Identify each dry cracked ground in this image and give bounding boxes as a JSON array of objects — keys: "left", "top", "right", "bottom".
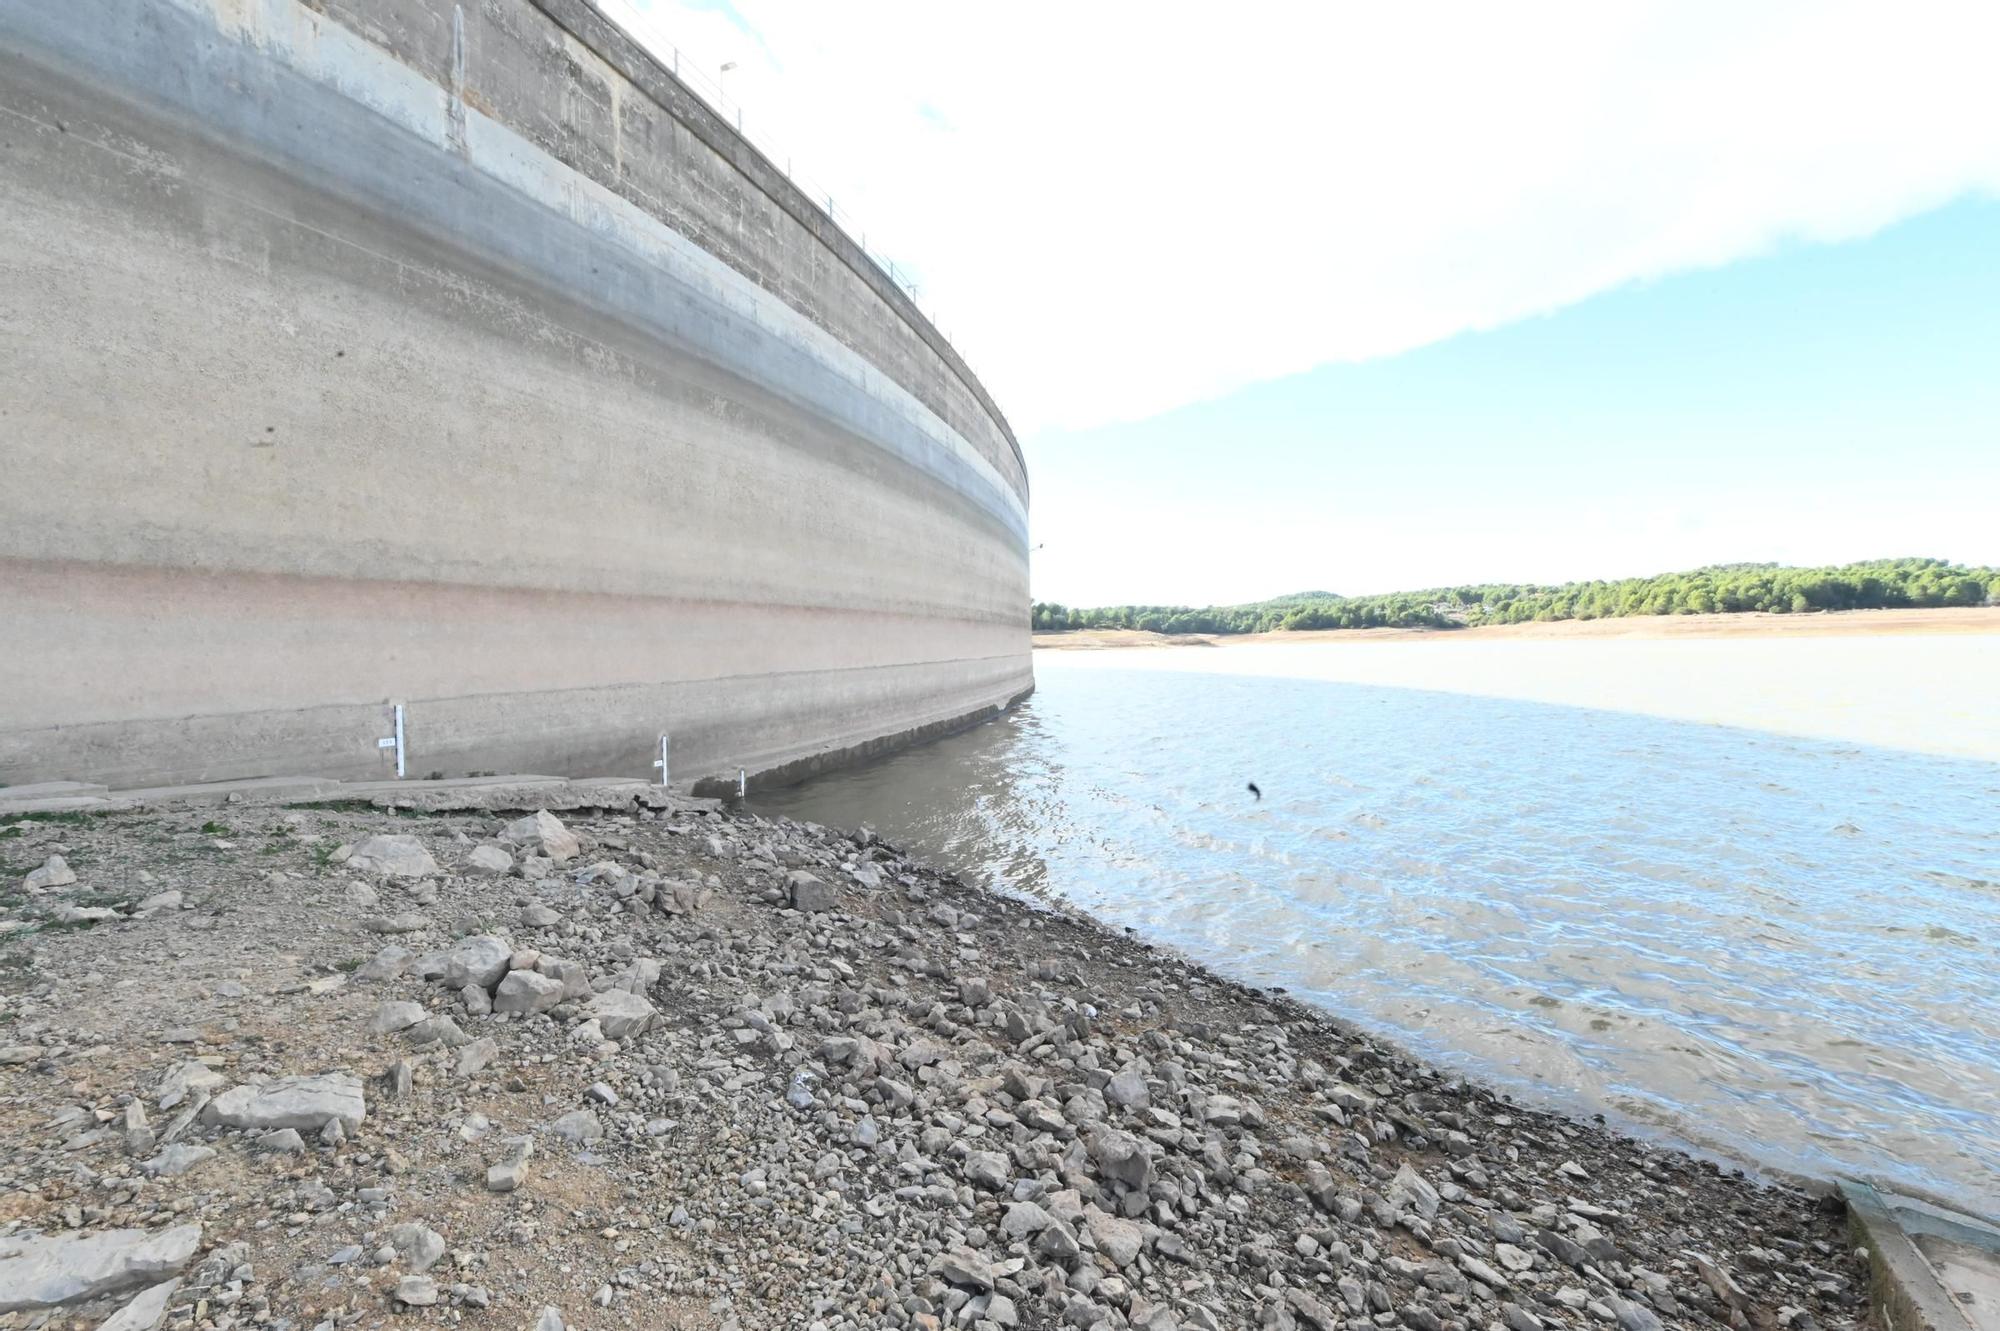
[{"left": 0, "top": 797, "right": 1875, "bottom": 1331}]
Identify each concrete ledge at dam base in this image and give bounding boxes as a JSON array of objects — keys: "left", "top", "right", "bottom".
[
  {"left": 1841, "top": 1181, "right": 2000, "bottom": 1331},
  {"left": 0, "top": 774, "right": 681, "bottom": 818},
  {"left": 0, "top": 684, "right": 1036, "bottom": 818}
]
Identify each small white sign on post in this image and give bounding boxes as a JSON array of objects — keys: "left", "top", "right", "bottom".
[{"left": 376, "top": 703, "right": 406, "bottom": 779}]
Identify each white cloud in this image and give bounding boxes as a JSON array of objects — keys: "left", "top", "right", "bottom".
[{"left": 616, "top": 0, "right": 2000, "bottom": 435}]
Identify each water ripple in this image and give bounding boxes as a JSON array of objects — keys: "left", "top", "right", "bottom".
[{"left": 754, "top": 657, "right": 2000, "bottom": 1213}]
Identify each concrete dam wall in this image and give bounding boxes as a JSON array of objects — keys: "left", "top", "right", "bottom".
[{"left": 0, "top": 0, "right": 1032, "bottom": 791}]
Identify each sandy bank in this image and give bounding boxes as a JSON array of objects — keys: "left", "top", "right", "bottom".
[
  {"left": 0, "top": 795, "right": 1870, "bottom": 1330},
  {"left": 1035, "top": 605, "right": 2000, "bottom": 650}
]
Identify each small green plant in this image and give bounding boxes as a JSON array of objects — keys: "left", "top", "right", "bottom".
[
  {"left": 200, "top": 820, "right": 231, "bottom": 836},
  {"left": 2, "top": 810, "right": 99, "bottom": 828},
  {"left": 309, "top": 843, "right": 339, "bottom": 869},
  {"left": 333, "top": 957, "right": 363, "bottom": 973}
]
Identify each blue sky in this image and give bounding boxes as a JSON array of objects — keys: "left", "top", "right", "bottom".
[
  {"left": 1027, "top": 198, "right": 2000, "bottom": 604},
  {"left": 616, "top": 0, "right": 2000, "bottom": 605}
]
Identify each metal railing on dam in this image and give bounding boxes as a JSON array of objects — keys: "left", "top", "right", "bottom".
[{"left": 0, "top": 0, "right": 1032, "bottom": 791}]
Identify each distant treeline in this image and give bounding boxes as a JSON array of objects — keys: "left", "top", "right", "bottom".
[{"left": 1031, "top": 558, "right": 2000, "bottom": 635}]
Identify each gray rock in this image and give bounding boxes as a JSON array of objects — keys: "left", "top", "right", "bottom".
[
  {"left": 1035, "top": 1219, "right": 1081, "bottom": 1262},
  {"left": 1537, "top": 1228, "right": 1590, "bottom": 1269},
  {"left": 535, "top": 955, "right": 593, "bottom": 999},
  {"left": 203, "top": 1072, "right": 365, "bottom": 1132},
  {"left": 498, "top": 811, "right": 579, "bottom": 862},
  {"left": 134, "top": 890, "right": 183, "bottom": 915},
  {"left": 583, "top": 990, "right": 656, "bottom": 1040},
  {"left": 787, "top": 870, "right": 835, "bottom": 913},
  {"left": 934, "top": 1247, "right": 996, "bottom": 1290},
  {"left": 256, "top": 1129, "right": 305, "bottom": 1154},
  {"left": 395, "top": 1275, "right": 439, "bottom": 1306},
  {"left": 575, "top": 860, "right": 627, "bottom": 887},
  {"left": 139, "top": 1144, "right": 213, "bottom": 1178},
  {"left": 466, "top": 845, "right": 513, "bottom": 875},
  {"left": 456, "top": 1037, "right": 499, "bottom": 1078},
  {"left": 98, "top": 1279, "right": 180, "bottom": 1331},
  {"left": 486, "top": 1138, "right": 533, "bottom": 1193},
  {"left": 121, "top": 1101, "right": 154, "bottom": 1157},
  {"left": 1087, "top": 1210, "right": 1145, "bottom": 1268},
  {"left": 486, "top": 1157, "right": 529, "bottom": 1192},
  {"left": 533, "top": 1307, "right": 565, "bottom": 1331},
  {"left": 493, "top": 970, "right": 564, "bottom": 1015},
  {"left": 549, "top": 1110, "right": 603, "bottom": 1145},
  {"left": 384, "top": 1223, "right": 445, "bottom": 1274},
  {"left": 1609, "top": 1299, "right": 1664, "bottom": 1331},
  {"left": 965, "top": 1150, "right": 1011, "bottom": 1190},
  {"left": 1287, "top": 1290, "right": 1341, "bottom": 1330},
  {"left": 357, "top": 945, "right": 412, "bottom": 982},
  {"left": 1693, "top": 1252, "right": 1751, "bottom": 1313},
  {"left": 1105, "top": 1068, "right": 1150, "bottom": 1110},
  {"left": 0, "top": 1224, "right": 201, "bottom": 1312},
  {"left": 518, "top": 903, "right": 560, "bottom": 927},
  {"left": 607, "top": 958, "right": 657, "bottom": 995},
  {"left": 346, "top": 835, "right": 438, "bottom": 879},
  {"left": 369, "top": 1000, "right": 427, "bottom": 1034},
  {"left": 1201, "top": 1092, "right": 1258, "bottom": 1127},
  {"left": 1001, "top": 1201, "right": 1052, "bottom": 1239},
  {"left": 23, "top": 855, "right": 76, "bottom": 891},
  {"left": 440, "top": 935, "right": 512, "bottom": 990},
  {"left": 405, "top": 1014, "right": 470, "bottom": 1048},
  {"left": 1088, "top": 1127, "right": 1153, "bottom": 1191},
  {"left": 1386, "top": 1161, "right": 1441, "bottom": 1219}
]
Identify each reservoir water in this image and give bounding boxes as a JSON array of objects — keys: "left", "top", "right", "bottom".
[{"left": 753, "top": 636, "right": 2000, "bottom": 1213}]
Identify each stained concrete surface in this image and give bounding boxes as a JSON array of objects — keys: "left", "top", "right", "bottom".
[
  {"left": 1845, "top": 1182, "right": 2000, "bottom": 1331},
  {"left": 0, "top": 0, "right": 1030, "bottom": 790}
]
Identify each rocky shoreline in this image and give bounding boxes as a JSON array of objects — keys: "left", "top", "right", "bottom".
[{"left": 0, "top": 796, "right": 1872, "bottom": 1331}]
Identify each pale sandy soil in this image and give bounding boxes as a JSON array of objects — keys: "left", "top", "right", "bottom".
[{"left": 1033, "top": 604, "right": 2000, "bottom": 650}]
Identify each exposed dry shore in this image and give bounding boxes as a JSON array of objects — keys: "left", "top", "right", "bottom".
[
  {"left": 0, "top": 798, "right": 1869, "bottom": 1331},
  {"left": 1034, "top": 605, "right": 2000, "bottom": 650}
]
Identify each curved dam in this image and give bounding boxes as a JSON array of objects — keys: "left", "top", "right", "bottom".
[{"left": 0, "top": 0, "right": 1031, "bottom": 791}]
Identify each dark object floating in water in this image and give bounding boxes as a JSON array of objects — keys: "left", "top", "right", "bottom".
[{"left": 1247, "top": 782, "right": 1262, "bottom": 800}]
